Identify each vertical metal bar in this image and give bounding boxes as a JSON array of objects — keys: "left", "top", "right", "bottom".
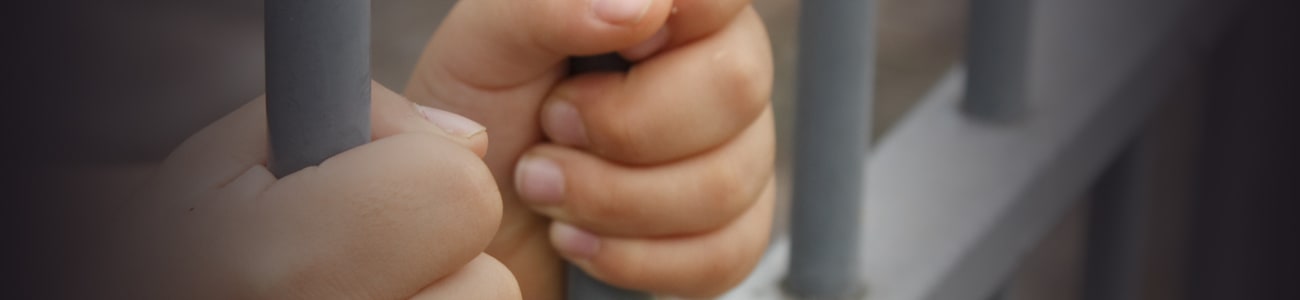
[
  {"left": 986, "top": 284, "right": 1009, "bottom": 300},
  {"left": 266, "top": 0, "right": 372, "bottom": 177},
  {"left": 564, "top": 54, "right": 650, "bottom": 300},
  {"left": 962, "top": 0, "right": 1032, "bottom": 121},
  {"left": 782, "top": 0, "right": 875, "bottom": 298},
  {"left": 1083, "top": 142, "right": 1145, "bottom": 300},
  {"left": 566, "top": 264, "right": 649, "bottom": 300}
]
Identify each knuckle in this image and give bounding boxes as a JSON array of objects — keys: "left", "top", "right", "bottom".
[
  {"left": 691, "top": 254, "right": 751, "bottom": 296},
  {"left": 683, "top": 235, "right": 768, "bottom": 297},
  {"left": 574, "top": 179, "right": 633, "bottom": 227},
  {"left": 592, "top": 111, "right": 652, "bottom": 161},
  {"left": 700, "top": 164, "right": 749, "bottom": 226},
  {"left": 715, "top": 47, "right": 772, "bottom": 122},
  {"left": 596, "top": 256, "right": 653, "bottom": 289}
]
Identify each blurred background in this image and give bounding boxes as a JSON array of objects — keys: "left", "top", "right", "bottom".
[{"left": 21, "top": 0, "right": 1298, "bottom": 299}]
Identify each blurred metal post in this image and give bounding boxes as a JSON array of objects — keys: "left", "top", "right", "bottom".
[
  {"left": 566, "top": 264, "right": 648, "bottom": 300},
  {"left": 986, "top": 285, "right": 1008, "bottom": 300},
  {"left": 962, "top": 0, "right": 1032, "bottom": 121},
  {"left": 782, "top": 0, "right": 875, "bottom": 298},
  {"left": 265, "top": 0, "right": 372, "bottom": 177},
  {"left": 1083, "top": 142, "right": 1145, "bottom": 300}
]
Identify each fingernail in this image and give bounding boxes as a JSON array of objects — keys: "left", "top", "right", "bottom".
[
  {"left": 416, "top": 104, "right": 486, "bottom": 138},
  {"left": 552, "top": 223, "right": 600, "bottom": 259},
  {"left": 622, "top": 26, "right": 670, "bottom": 61},
  {"left": 543, "top": 101, "right": 589, "bottom": 147},
  {"left": 593, "top": 0, "right": 652, "bottom": 26},
  {"left": 516, "top": 156, "right": 565, "bottom": 205}
]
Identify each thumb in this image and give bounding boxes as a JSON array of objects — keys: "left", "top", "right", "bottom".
[
  {"left": 405, "top": 0, "right": 673, "bottom": 189},
  {"left": 413, "top": 0, "right": 673, "bottom": 90}
]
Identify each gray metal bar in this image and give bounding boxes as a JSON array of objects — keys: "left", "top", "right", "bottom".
[
  {"left": 566, "top": 264, "right": 649, "bottom": 300},
  {"left": 985, "top": 284, "right": 1008, "bottom": 300},
  {"left": 782, "top": 0, "right": 875, "bottom": 298},
  {"left": 266, "top": 0, "right": 372, "bottom": 177},
  {"left": 962, "top": 0, "right": 1032, "bottom": 121},
  {"left": 724, "top": 0, "right": 1209, "bottom": 297},
  {"left": 1083, "top": 142, "right": 1145, "bottom": 300}
]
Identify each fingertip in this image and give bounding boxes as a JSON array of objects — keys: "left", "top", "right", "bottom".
[
  {"left": 555, "top": 0, "right": 674, "bottom": 55},
  {"left": 413, "top": 104, "right": 491, "bottom": 157},
  {"left": 370, "top": 80, "right": 490, "bottom": 157},
  {"left": 515, "top": 154, "right": 567, "bottom": 206},
  {"left": 415, "top": 104, "right": 487, "bottom": 139},
  {"left": 551, "top": 222, "right": 601, "bottom": 261},
  {"left": 596, "top": 0, "right": 673, "bottom": 33},
  {"left": 541, "top": 101, "right": 590, "bottom": 148},
  {"left": 592, "top": 0, "right": 654, "bottom": 26},
  {"left": 619, "top": 26, "right": 671, "bottom": 61},
  {"left": 467, "top": 131, "right": 490, "bottom": 158}
]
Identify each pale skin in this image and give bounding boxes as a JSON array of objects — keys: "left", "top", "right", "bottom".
[{"left": 117, "top": 0, "right": 774, "bottom": 298}]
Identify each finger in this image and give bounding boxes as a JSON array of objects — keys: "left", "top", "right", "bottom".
[
  {"left": 541, "top": 9, "right": 772, "bottom": 164},
  {"left": 519, "top": 108, "right": 774, "bottom": 236},
  {"left": 553, "top": 181, "right": 775, "bottom": 297},
  {"left": 227, "top": 133, "right": 502, "bottom": 299},
  {"left": 369, "top": 81, "right": 488, "bottom": 157},
  {"left": 408, "top": 254, "right": 522, "bottom": 300},
  {"left": 620, "top": 0, "right": 753, "bottom": 61},
  {"left": 410, "top": 0, "right": 675, "bottom": 92}
]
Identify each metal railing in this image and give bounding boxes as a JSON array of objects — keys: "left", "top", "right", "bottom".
[{"left": 746, "top": 0, "right": 1209, "bottom": 299}]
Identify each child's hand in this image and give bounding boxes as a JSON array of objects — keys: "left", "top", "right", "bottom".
[
  {"left": 112, "top": 83, "right": 519, "bottom": 299},
  {"left": 406, "top": 0, "right": 773, "bottom": 297}
]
